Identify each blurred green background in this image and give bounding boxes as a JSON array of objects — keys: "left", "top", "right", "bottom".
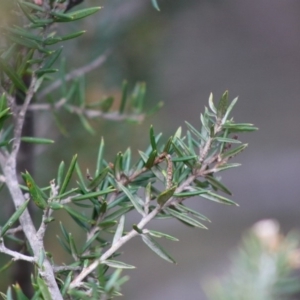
[{"left": 2, "top": 0, "right": 300, "bottom": 299}]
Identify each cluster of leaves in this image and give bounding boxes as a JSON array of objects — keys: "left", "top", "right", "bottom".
[
  {"left": 205, "top": 220, "right": 300, "bottom": 300},
  {"left": 0, "top": 1, "right": 258, "bottom": 299},
  {"left": 0, "top": 0, "right": 155, "bottom": 139},
  {"left": 1, "top": 90, "right": 257, "bottom": 298}
]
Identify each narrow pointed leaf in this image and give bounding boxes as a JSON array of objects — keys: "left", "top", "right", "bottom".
[
  {"left": 22, "top": 172, "right": 47, "bottom": 210},
  {"left": 63, "top": 205, "right": 94, "bottom": 224},
  {"left": 65, "top": 7, "right": 102, "bottom": 21},
  {"left": 117, "top": 182, "right": 144, "bottom": 215},
  {"left": 13, "top": 283, "right": 29, "bottom": 300},
  {"left": 214, "top": 163, "right": 241, "bottom": 172},
  {"left": 59, "top": 154, "right": 77, "bottom": 195},
  {"left": 36, "top": 277, "right": 52, "bottom": 300},
  {"left": 145, "top": 149, "right": 157, "bottom": 169},
  {"left": 1, "top": 199, "right": 30, "bottom": 237},
  {"left": 141, "top": 233, "right": 176, "bottom": 264},
  {"left": 0, "top": 58, "right": 27, "bottom": 92},
  {"left": 102, "top": 259, "right": 135, "bottom": 269},
  {"left": 217, "top": 90, "right": 228, "bottom": 119},
  {"left": 221, "top": 144, "right": 248, "bottom": 159},
  {"left": 163, "top": 136, "right": 173, "bottom": 153},
  {"left": 148, "top": 230, "right": 179, "bottom": 241},
  {"left": 19, "top": 1, "right": 46, "bottom": 12},
  {"left": 174, "top": 188, "right": 206, "bottom": 197},
  {"left": 205, "top": 175, "right": 232, "bottom": 195},
  {"left": 157, "top": 185, "right": 177, "bottom": 206},
  {"left": 208, "top": 93, "right": 217, "bottom": 113},
  {"left": 119, "top": 80, "right": 128, "bottom": 113},
  {"left": 214, "top": 137, "right": 241, "bottom": 144},
  {"left": 223, "top": 123, "right": 258, "bottom": 132},
  {"left": 149, "top": 125, "right": 157, "bottom": 151},
  {"left": 96, "top": 137, "right": 105, "bottom": 175},
  {"left": 151, "top": 0, "right": 160, "bottom": 11},
  {"left": 88, "top": 166, "right": 110, "bottom": 190},
  {"left": 20, "top": 137, "right": 54, "bottom": 144},
  {"left": 167, "top": 208, "right": 207, "bottom": 228},
  {"left": 176, "top": 204, "right": 210, "bottom": 222},
  {"left": 221, "top": 96, "right": 238, "bottom": 124},
  {"left": 42, "top": 48, "right": 62, "bottom": 70},
  {"left": 78, "top": 114, "right": 95, "bottom": 135},
  {"left": 112, "top": 215, "right": 125, "bottom": 245},
  {"left": 200, "top": 191, "right": 237, "bottom": 205}
]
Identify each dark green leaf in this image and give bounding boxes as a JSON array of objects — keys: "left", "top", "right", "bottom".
[
  {"left": 59, "top": 154, "right": 77, "bottom": 195},
  {"left": 19, "top": 1, "right": 46, "bottom": 12},
  {"left": 36, "top": 277, "right": 52, "bottom": 300},
  {"left": 81, "top": 232, "right": 100, "bottom": 253},
  {"left": 145, "top": 149, "right": 157, "bottom": 169},
  {"left": 13, "top": 283, "right": 29, "bottom": 300},
  {"left": 78, "top": 114, "right": 95, "bottom": 134},
  {"left": 99, "top": 97, "right": 113, "bottom": 112},
  {"left": 71, "top": 188, "right": 115, "bottom": 201},
  {"left": 114, "top": 152, "right": 123, "bottom": 180},
  {"left": 20, "top": 137, "right": 54, "bottom": 144},
  {"left": 185, "top": 121, "right": 206, "bottom": 142},
  {"left": 147, "top": 101, "right": 164, "bottom": 116},
  {"left": 200, "top": 191, "right": 237, "bottom": 205},
  {"left": 214, "top": 163, "right": 241, "bottom": 172},
  {"left": 163, "top": 136, "right": 173, "bottom": 153},
  {"left": 141, "top": 233, "right": 176, "bottom": 264},
  {"left": 0, "top": 58, "right": 27, "bottom": 92},
  {"left": 223, "top": 123, "right": 259, "bottom": 132},
  {"left": 61, "top": 271, "right": 72, "bottom": 297},
  {"left": 176, "top": 204, "right": 210, "bottom": 222},
  {"left": 148, "top": 230, "right": 179, "bottom": 241},
  {"left": 157, "top": 185, "right": 177, "bottom": 206},
  {"left": 174, "top": 188, "right": 206, "bottom": 197},
  {"left": 149, "top": 125, "right": 157, "bottom": 151},
  {"left": 22, "top": 172, "right": 47, "bottom": 210},
  {"left": 205, "top": 175, "right": 232, "bottom": 195},
  {"left": 172, "top": 155, "right": 197, "bottom": 162},
  {"left": 6, "top": 26, "right": 43, "bottom": 42},
  {"left": 214, "top": 137, "right": 241, "bottom": 144},
  {"left": 117, "top": 182, "right": 144, "bottom": 215},
  {"left": 221, "top": 144, "right": 248, "bottom": 159},
  {"left": 63, "top": 205, "right": 94, "bottom": 224},
  {"left": 167, "top": 208, "right": 207, "bottom": 228},
  {"left": 42, "top": 48, "right": 63, "bottom": 70},
  {"left": 112, "top": 215, "right": 125, "bottom": 245},
  {"left": 95, "top": 137, "right": 105, "bottom": 176},
  {"left": 105, "top": 206, "right": 133, "bottom": 221},
  {"left": 221, "top": 96, "right": 238, "bottom": 124},
  {"left": 102, "top": 259, "right": 135, "bottom": 269},
  {"left": 64, "top": 7, "right": 102, "bottom": 21},
  {"left": 119, "top": 80, "right": 128, "bottom": 114},
  {"left": 1, "top": 199, "right": 30, "bottom": 237},
  {"left": 217, "top": 90, "right": 228, "bottom": 119},
  {"left": 88, "top": 166, "right": 109, "bottom": 190}
]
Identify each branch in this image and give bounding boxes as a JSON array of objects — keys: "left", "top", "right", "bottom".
[
  {"left": 27, "top": 102, "right": 146, "bottom": 122},
  {"left": 6, "top": 225, "right": 23, "bottom": 235},
  {"left": 0, "top": 239, "right": 35, "bottom": 263},
  {"left": 11, "top": 76, "right": 37, "bottom": 158},
  {"left": 69, "top": 128, "right": 228, "bottom": 288},
  {"left": 38, "top": 50, "right": 111, "bottom": 98}
]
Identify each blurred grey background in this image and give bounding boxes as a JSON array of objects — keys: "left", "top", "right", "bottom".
[{"left": 3, "top": 0, "right": 300, "bottom": 299}]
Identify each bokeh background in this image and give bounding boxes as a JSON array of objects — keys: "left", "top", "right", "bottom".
[{"left": 2, "top": 0, "right": 300, "bottom": 299}]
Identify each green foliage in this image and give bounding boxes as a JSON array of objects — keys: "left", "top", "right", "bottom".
[{"left": 0, "top": 1, "right": 258, "bottom": 299}]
